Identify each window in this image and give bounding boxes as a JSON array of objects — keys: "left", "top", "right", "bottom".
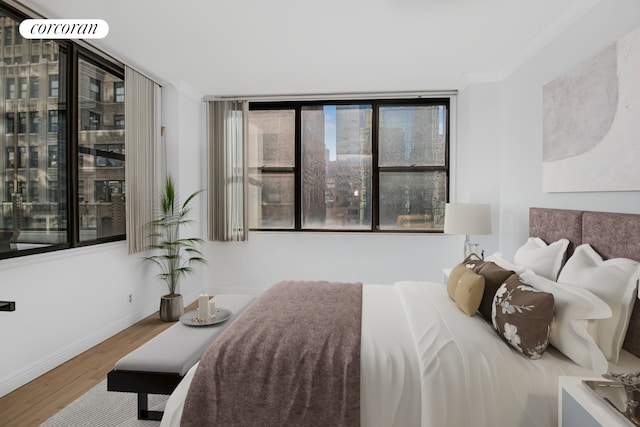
[
  {"left": 29, "top": 111, "right": 38, "bottom": 133},
  {"left": 5, "top": 77, "right": 14, "bottom": 99},
  {"left": 248, "top": 109, "right": 295, "bottom": 229},
  {"left": 28, "top": 182, "right": 38, "bottom": 202},
  {"left": 30, "top": 77, "right": 38, "bottom": 98},
  {"left": 18, "top": 77, "right": 26, "bottom": 98},
  {"left": 16, "top": 146, "right": 26, "bottom": 168},
  {"left": 78, "top": 59, "right": 124, "bottom": 241},
  {"left": 29, "top": 145, "right": 38, "bottom": 168},
  {"left": 0, "top": 4, "right": 125, "bottom": 259},
  {"left": 6, "top": 147, "right": 27, "bottom": 169},
  {"left": 6, "top": 147, "right": 14, "bottom": 168},
  {"left": 46, "top": 179, "right": 57, "bottom": 202},
  {"left": 248, "top": 98, "right": 450, "bottom": 232},
  {"left": 114, "top": 81, "right": 124, "bottom": 102},
  {"left": 5, "top": 112, "right": 14, "bottom": 133},
  {"left": 47, "top": 110, "right": 58, "bottom": 132},
  {"left": 3, "top": 25, "right": 11, "bottom": 45},
  {"left": 80, "top": 110, "right": 102, "bottom": 130},
  {"left": 17, "top": 111, "right": 26, "bottom": 133},
  {"left": 93, "top": 180, "right": 124, "bottom": 202},
  {"left": 114, "top": 114, "right": 124, "bottom": 129},
  {"left": 29, "top": 76, "right": 40, "bottom": 98},
  {"left": 47, "top": 145, "right": 58, "bottom": 167},
  {"left": 49, "top": 75, "right": 58, "bottom": 97},
  {"left": 89, "top": 77, "right": 101, "bottom": 101},
  {"left": 93, "top": 144, "right": 124, "bottom": 167}
]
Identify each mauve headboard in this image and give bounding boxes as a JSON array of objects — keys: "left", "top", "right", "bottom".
[{"left": 529, "top": 207, "right": 640, "bottom": 358}]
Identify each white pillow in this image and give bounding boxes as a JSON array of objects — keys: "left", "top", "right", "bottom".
[
  {"left": 484, "top": 252, "right": 527, "bottom": 275},
  {"left": 557, "top": 244, "right": 640, "bottom": 363},
  {"left": 520, "top": 269, "right": 611, "bottom": 373},
  {"left": 514, "top": 238, "right": 569, "bottom": 280}
]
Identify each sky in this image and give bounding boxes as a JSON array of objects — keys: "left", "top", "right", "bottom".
[
  {"left": 322, "top": 104, "right": 445, "bottom": 162},
  {"left": 324, "top": 105, "right": 337, "bottom": 161}
]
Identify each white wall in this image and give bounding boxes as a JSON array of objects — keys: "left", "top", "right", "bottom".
[
  {"left": 205, "top": 232, "right": 460, "bottom": 294},
  {"left": 455, "top": 83, "right": 503, "bottom": 255},
  {"left": 493, "top": 0, "right": 640, "bottom": 258},
  {"left": 161, "top": 81, "right": 207, "bottom": 297},
  {"left": 0, "top": 243, "right": 157, "bottom": 397},
  {"left": 0, "top": 82, "right": 205, "bottom": 398}
]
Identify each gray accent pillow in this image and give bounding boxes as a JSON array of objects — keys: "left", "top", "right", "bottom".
[{"left": 476, "top": 261, "right": 515, "bottom": 319}]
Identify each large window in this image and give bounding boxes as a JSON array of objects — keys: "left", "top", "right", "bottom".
[
  {"left": 0, "top": 5, "right": 125, "bottom": 259},
  {"left": 77, "top": 59, "right": 125, "bottom": 242},
  {"left": 248, "top": 98, "right": 449, "bottom": 232}
]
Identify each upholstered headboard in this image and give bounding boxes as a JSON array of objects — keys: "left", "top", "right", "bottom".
[{"left": 529, "top": 207, "right": 640, "bottom": 357}]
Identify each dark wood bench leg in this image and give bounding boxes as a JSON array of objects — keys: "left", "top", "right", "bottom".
[{"left": 137, "top": 393, "right": 164, "bottom": 421}]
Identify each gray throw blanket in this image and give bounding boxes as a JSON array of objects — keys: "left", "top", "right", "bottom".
[{"left": 180, "top": 280, "right": 362, "bottom": 427}]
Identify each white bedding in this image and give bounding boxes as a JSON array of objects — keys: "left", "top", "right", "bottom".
[{"left": 160, "top": 281, "right": 640, "bottom": 427}]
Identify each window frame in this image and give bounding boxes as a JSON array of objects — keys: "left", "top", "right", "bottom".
[
  {"left": 0, "top": 2, "right": 126, "bottom": 260},
  {"left": 248, "top": 97, "right": 451, "bottom": 233}
]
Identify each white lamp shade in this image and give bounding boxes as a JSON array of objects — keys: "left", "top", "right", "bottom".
[{"left": 444, "top": 203, "right": 492, "bottom": 235}]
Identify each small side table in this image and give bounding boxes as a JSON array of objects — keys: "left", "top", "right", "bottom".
[{"left": 559, "top": 376, "right": 632, "bottom": 427}]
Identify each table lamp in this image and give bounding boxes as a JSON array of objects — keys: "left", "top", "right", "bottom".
[{"left": 444, "top": 203, "right": 492, "bottom": 258}]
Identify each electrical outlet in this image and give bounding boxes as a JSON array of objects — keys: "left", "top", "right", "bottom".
[
  {"left": 128, "top": 294, "right": 132, "bottom": 303},
  {"left": 0, "top": 301, "right": 15, "bottom": 311}
]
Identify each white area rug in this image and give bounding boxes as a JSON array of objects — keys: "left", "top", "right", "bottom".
[{"left": 40, "top": 379, "right": 168, "bottom": 427}]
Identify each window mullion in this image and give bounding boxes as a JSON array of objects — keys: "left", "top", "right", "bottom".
[
  {"left": 294, "top": 105, "right": 302, "bottom": 230},
  {"left": 68, "top": 44, "right": 80, "bottom": 246},
  {"left": 372, "top": 103, "right": 380, "bottom": 231}
]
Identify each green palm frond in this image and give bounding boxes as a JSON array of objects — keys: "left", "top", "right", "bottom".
[{"left": 143, "top": 175, "right": 207, "bottom": 295}]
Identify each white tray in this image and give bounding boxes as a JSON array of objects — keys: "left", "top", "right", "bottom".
[{"left": 179, "top": 308, "right": 232, "bottom": 326}]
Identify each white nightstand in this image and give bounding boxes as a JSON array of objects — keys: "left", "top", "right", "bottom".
[{"left": 559, "top": 376, "right": 633, "bottom": 427}]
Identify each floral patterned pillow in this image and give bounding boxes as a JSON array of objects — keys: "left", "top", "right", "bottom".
[{"left": 491, "top": 274, "right": 555, "bottom": 359}]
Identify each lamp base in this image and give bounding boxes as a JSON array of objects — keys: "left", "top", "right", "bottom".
[{"left": 463, "top": 235, "right": 479, "bottom": 258}]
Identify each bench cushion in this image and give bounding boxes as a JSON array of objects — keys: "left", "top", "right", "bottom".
[{"left": 114, "top": 294, "right": 255, "bottom": 376}]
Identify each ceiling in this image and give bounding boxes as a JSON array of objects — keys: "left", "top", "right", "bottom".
[{"left": 19, "top": 0, "right": 599, "bottom": 98}]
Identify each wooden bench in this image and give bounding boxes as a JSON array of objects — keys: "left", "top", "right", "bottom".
[{"left": 107, "top": 294, "right": 255, "bottom": 420}]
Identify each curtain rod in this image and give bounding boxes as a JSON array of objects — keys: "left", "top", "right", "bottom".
[{"left": 203, "top": 90, "right": 457, "bottom": 103}]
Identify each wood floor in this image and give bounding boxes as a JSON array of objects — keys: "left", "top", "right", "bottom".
[{"left": 0, "top": 300, "right": 196, "bottom": 427}]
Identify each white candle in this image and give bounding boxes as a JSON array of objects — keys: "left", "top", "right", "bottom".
[
  {"left": 208, "top": 296, "right": 216, "bottom": 319},
  {"left": 198, "top": 294, "right": 209, "bottom": 320}
]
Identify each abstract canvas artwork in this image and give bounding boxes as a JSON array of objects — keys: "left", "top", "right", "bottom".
[{"left": 542, "top": 26, "right": 640, "bottom": 192}]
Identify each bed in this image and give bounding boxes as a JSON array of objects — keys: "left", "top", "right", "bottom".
[{"left": 160, "top": 207, "right": 640, "bottom": 427}]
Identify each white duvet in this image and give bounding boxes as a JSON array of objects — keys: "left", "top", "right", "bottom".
[{"left": 161, "top": 281, "right": 638, "bottom": 427}]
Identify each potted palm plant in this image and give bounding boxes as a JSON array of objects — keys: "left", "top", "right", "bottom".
[{"left": 145, "top": 175, "right": 206, "bottom": 321}]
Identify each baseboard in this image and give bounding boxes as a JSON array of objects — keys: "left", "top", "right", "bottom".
[{"left": 0, "top": 300, "right": 159, "bottom": 398}]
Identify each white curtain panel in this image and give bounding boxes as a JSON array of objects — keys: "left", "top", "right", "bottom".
[
  {"left": 207, "top": 100, "right": 249, "bottom": 242},
  {"left": 124, "top": 66, "right": 164, "bottom": 254}
]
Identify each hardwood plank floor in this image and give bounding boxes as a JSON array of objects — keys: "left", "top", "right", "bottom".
[{"left": 0, "top": 300, "right": 196, "bottom": 427}]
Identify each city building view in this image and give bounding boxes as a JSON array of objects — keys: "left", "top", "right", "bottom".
[
  {"left": 248, "top": 102, "right": 447, "bottom": 231},
  {"left": 0, "top": 13, "right": 124, "bottom": 253}
]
